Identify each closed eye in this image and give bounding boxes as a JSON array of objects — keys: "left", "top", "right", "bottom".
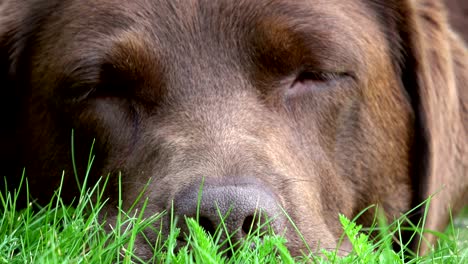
[
  {"left": 295, "top": 71, "right": 342, "bottom": 84},
  {"left": 287, "top": 71, "right": 352, "bottom": 97}
]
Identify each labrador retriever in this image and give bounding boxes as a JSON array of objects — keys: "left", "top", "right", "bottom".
[{"left": 0, "top": 0, "right": 466, "bottom": 258}]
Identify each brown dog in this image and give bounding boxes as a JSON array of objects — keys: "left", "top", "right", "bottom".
[{"left": 0, "top": 0, "right": 466, "bottom": 258}]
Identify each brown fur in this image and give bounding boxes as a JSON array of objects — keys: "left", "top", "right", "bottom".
[
  {"left": 445, "top": 0, "right": 468, "bottom": 42},
  {"left": 0, "top": 0, "right": 466, "bottom": 257}
]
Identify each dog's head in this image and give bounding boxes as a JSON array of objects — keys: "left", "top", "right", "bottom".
[{"left": 1, "top": 0, "right": 466, "bottom": 257}]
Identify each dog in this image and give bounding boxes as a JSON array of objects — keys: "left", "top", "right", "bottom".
[{"left": 1, "top": 0, "right": 466, "bottom": 258}]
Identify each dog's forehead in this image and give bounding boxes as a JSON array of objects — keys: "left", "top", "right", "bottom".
[
  {"left": 41, "top": 0, "right": 390, "bottom": 98},
  {"left": 57, "top": 0, "right": 380, "bottom": 58}
]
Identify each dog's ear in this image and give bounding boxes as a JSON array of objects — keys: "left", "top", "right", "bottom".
[{"left": 399, "top": 0, "right": 467, "bottom": 253}]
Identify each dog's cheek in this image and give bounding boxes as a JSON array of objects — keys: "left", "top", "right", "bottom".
[
  {"left": 72, "top": 99, "right": 141, "bottom": 169},
  {"left": 279, "top": 83, "right": 365, "bottom": 227}
]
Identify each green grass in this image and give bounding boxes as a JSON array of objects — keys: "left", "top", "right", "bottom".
[
  {"left": 1, "top": 173, "right": 466, "bottom": 264},
  {"left": 1, "top": 137, "right": 466, "bottom": 263}
]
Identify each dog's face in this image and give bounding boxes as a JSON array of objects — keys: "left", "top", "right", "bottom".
[{"left": 1, "top": 0, "right": 466, "bottom": 258}]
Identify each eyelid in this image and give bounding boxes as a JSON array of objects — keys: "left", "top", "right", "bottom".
[
  {"left": 291, "top": 70, "right": 353, "bottom": 86},
  {"left": 58, "top": 80, "right": 97, "bottom": 104},
  {"left": 285, "top": 70, "right": 354, "bottom": 98},
  {"left": 295, "top": 71, "right": 343, "bottom": 83}
]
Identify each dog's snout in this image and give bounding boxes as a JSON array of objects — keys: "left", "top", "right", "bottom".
[{"left": 173, "top": 182, "right": 285, "bottom": 243}]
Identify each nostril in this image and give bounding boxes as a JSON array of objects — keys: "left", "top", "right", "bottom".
[
  {"left": 242, "top": 214, "right": 256, "bottom": 235},
  {"left": 173, "top": 182, "right": 285, "bottom": 248},
  {"left": 198, "top": 216, "right": 216, "bottom": 235}
]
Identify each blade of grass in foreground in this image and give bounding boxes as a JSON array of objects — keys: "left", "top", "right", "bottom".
[{"left": 1, "top": 156, "right": 466, "bottom": 264}]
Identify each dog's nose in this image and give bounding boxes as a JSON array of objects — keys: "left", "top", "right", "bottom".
[{"left": 173, "top": 182, "right": 285, "bottom": 244}]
